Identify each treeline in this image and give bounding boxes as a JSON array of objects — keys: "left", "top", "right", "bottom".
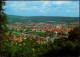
[{"left": 7, "top": 15, "right": 79, "bottom": 24}]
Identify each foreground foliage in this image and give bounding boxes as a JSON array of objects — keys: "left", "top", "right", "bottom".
[{"left": 0, "top": 27, "right": 80, "bottom": 57}]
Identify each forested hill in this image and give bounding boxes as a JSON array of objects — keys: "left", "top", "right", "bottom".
[{"left": 7, "top": 15, "right": 79, "bottom": 24}]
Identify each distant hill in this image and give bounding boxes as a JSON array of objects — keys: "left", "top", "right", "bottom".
[{"left": 7, "top": 15, "right": 79, "bottom": 24}]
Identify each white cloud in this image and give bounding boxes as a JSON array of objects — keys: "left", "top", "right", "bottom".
[
  {"left": 52, "top": 1, "right": 72, "bottom": 5},
  {"left": 42, "top": 1, "right": 49, "bottom": 7},
  {"left": 20, "top": 8, "right": 30, "bottom": 10},
  {"left": 52, "top": 1, "right": 62, "bottom": 5},
  {"left": 42, "top": 1, "right": 51, "bottom": 9},
  {"left": 66, "top": 10, "right": 71, "bottom": 12},
  {"left": 32, "top": 6, "right": 39, "bottom": 9},
  {"left": 39, "top": 8, "right": 50, "bottom": 14},
  {"left": 5, "top": 1, "right": 79, "bottom": 17},
  {"left": 66, "top": 9, "right": 79, "bottom": 12},
  {"left": 9, "top": 2, "right": 27, "bottom": 8}
]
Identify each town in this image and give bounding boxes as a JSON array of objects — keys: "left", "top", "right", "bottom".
[
  {"left": 0, "top": 1, "right": 79, "bottom": 57},
  {"left": 6, "top": 22, "right": 78, "bottom": 46}
]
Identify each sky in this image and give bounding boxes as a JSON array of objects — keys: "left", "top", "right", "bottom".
[{"left": 4, "top": 1, "right": 79, "bottom": 17}]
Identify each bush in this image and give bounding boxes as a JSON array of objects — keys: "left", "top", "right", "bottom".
[{"left": 68, "top": 26, "right": 80, "bottom": 42}]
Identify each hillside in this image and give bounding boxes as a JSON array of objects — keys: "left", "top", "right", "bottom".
[{"left": 7, "top": 15, "right": 79, "bottom": 24}]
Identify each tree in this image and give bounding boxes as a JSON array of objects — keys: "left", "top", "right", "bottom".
[
  {"left": 19, "top": 30, "right": 23, "bottom": 33},
  {"left": 0, "top": 2, "right": 9, "bottom": 56},
  {"left": 0, "top": 1, "right": 8, "bottom": 41},
  {"left": 68, "top": 26, "right": 80, "bottom": 42}
]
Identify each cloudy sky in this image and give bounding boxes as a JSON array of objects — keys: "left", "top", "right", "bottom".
[{"left": 4, "top": 1, "right": 79, "bottom": 17}]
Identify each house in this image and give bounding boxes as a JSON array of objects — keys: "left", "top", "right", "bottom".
[
  {"left": 43, "top": 38, "right": 48, "bottom": 42},
  {"left": 32, "top": 48, "right": 35, "bottom": 51},
  {"left": 18, "top": 40, "right": 22, "bottom": 42},
  {"left": 48, "top": 38, "right": 54, "bottom": 42},
  {"left": 23, "top": 43, "right": 26, "bottom": 45}
]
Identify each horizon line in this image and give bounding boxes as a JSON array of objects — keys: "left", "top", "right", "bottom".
[{"left": 7, "top": 14, "right": 79, "bottom": 17}]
